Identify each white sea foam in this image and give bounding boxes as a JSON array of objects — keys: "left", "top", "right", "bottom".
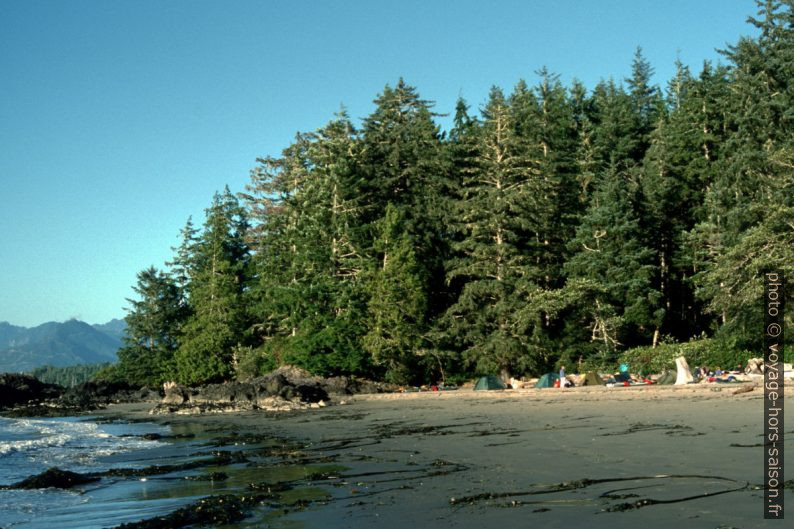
[
  {"left": 0, "top": 417, "right": 166, "bottom": 481},
  {"left": 0, "top": 433, "right": 74, "bottom": 456}
]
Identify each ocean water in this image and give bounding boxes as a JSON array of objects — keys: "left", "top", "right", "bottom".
[
  {"left": 0, "top": 416, "right": 174, "bottom": 528},
  {"left": 0, "top": 415, "right": 327, "bottom": 528},
  {"left": 0, "top": 417, "right": 169, "bottom": 482}
]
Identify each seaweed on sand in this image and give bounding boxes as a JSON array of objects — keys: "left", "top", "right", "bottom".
[{"left": 113, "top": 494, "right": 263, "bottom": 529}]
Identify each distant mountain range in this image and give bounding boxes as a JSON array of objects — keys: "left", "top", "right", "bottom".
[{"left": 0, "top": 319, "right": 126, "bottom": 373}]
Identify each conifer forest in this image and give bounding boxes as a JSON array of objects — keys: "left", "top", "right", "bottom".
[{"left": 111, "top": 2, "right": 794, "bottom": 387}]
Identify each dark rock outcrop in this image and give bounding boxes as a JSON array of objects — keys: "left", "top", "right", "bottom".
[
  {"left": 151, "top": 365, "right": 400, "bottom": 415},
  {"left": 1, "top": 364, "right": 396, "bottom": 417},
  {"left": 0, "top": 373, "right": 63, "bottom": 409},
  {"left": 3, "top": 467, "right": 100, "bottom": 490},
  {"left": 151, "top": 366, "right": 336, "bottom": 414},
  {"left": 61, "top": 380, "right": 160, "bottom": 407},
  {"left": 259, "top": 366, "right": 396, "bottom": 396},
  {"left": 0, "top": 372, "right": 159, "bottom": 417}
]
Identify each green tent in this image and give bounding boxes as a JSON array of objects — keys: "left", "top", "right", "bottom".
[
  {"left": 534, "top": 373, "right": 560, "bottom": 388},
  {"left": 581, "top": 371, "right": 605, "bottom": 386},
  {"left": 656, "top": 370, "right": 676, "bottom": 385},
  {"left": 474, "top": 375, "right": 506, "bottom": 391}
]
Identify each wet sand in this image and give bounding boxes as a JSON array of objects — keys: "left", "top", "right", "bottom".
[{"left": 103, "top": 383, "right": 792, "bottom": 529}]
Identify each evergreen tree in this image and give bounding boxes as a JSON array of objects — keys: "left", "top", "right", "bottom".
[
  {"left": 442, "top": 87, "right": 542, "bottom": 377},
  {"left": 242, "top": 115, "right": 371, "bottom": 376},
  {"left": 116, "top": 266, "right": 187, "bottom": 387},
  {"left": 363, "top": 204, "right": 429, "bottom": 383},
  {"left": 167, "top": 217, "right": 199, "bottom": 298},
  {"left": 642, "top": 61, "right": 730, "bottom": 342},
  {"left": 242, "top": 138, "right": 309, "bottom": 354},
  {"left": 691, "top": 0, "right": 794, "bottom": 347},
  {"left": 626, "top": 47, "right": 663, "bottom": 158},
  {"left": 359, "top": 80, "right": 449, "bottom": 374},
  {"left": 283, "top": 115, "right": 370, "bottom": 375},
  {"left": 589, "top": 79, "right": 641, "bottom": 171},
  {"left": 446, "top": 97, "right": 481, "bottom": 213},
  {"left": 570, "top": 79, "right": 599, "bottom": 205},
  {"left": 175, "top": 188, "right": 251, "bottom": 384},
  {"left": 564, "top": 168, "right": 662, "bottom": 353},
  {"left": 359, "top": 79, "right": 448, "bottom": 299},
  {"left": 511, "top": 70, "right": 581, "bottom": 290}
]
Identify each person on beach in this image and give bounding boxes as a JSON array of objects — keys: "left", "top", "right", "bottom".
[{"left": 559, "top": 365, "right": 566, "bottom": 389}]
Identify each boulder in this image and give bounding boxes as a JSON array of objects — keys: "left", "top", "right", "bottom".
[
  {"left": 291, "top": 384, "right": 327, "bottom": 403},
  {"left": 162, "top": 382, "right": 189, "bottom": 405},
  {"left": 322, "top": 376, "right": 356, "bottom": 395},
  {"left": 59, "top": 380, "right": 148, "bottom": 407},
  {"left": 5, "top": 467, "right": 99, "bottom": 490},
  {"left": 269, "top": 365, "right": 316, "bottom": 384},
  {"left": 255, "top": 374, "right": 291, "bottom": 397},
  {"left": 189, "top": 382, "right": 255, "bottom": 405},
  {"left": 746, "top": 357, "right": 764, "bottom": 374}
]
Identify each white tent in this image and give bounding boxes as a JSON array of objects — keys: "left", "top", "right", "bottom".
[{"left": 675, "top": 356, "right": 694, "bottom": 385}]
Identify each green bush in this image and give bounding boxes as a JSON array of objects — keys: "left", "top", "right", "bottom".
[
  {"left": 233, "top": 343, "right": 278, "bottom": 380},
  {"left": 92, "top": 363, "right": 121, "bottom": 383},
  {"left": 618, "top": 336, "right": 756, "bottom": 375},
  {"left": 618, "top": 342, "right": 681, "bottom": 376},
  {"left": 575, "top": 354, "right": 615, "bottom": 374},
  {"left": 683, "top": 337, "right": 754, "bottom": 371}
]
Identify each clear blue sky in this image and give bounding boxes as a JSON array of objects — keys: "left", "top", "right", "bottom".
[{"left": 0, "top": 0, "right": 759, "bottom": 327}]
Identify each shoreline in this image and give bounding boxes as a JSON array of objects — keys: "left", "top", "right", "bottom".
[{"left": 90, "top": 380, "right": 791, "bottom": 528}]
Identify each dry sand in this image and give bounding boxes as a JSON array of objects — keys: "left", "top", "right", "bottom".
[{"left": 106, "top": 382, "right": 791, "bottom": 529}]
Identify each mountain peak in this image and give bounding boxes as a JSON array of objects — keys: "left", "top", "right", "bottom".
[{"left": 0, "top": 319, "right": 124, "bottom": 373}]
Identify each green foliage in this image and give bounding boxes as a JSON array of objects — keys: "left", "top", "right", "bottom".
[
  {"left": 231, "top": 345, "right": 273, "bottom": 380},
  {"left": 119, "top": 3, "right": 794, "bottom": 384},
  {"left": 241, "top": 113, "right": 371, "bottom": 377},
  {"left": 174, "top": 188, "right": 251, "bottom": 385},
  {"left": 441, "top": 86, "right": 545, "bottom": 377},
  {"left": 689, "top": 1, "right": 794, "bottom": 350},
  {"left": 30, "top": 363, "right": 111, "bottom": 388},
  {"left": 700, "top": 205, "right": 794, "bottom": 350},
  {"left": 565, "top": 168, "right": 662, "bottom": 350},
  {"left": 619, "top": 337, "right": 758, "bottom": 376},
  {"left": 115, "top": 266, "right": 187, "bottom": 387},
  {"left": 363, "top": 204, "right": 429, "bottom": 384},
  {"left": 619, "top": 339, "right": 695, "bottom": 376}
]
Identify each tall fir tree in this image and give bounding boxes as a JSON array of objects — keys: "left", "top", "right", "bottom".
[
  {"left": 691, "top": 0, "right": 794, "bottom": 347},
  {"left": 174, "top": 188, "right": 251, "bottom": 384},
  {"left": 363, "top": 204, "right": 429, "bottom": 383},
  {"left": 511, "top": 70, "right": 581, "bottom": 290},
  {"left": 641, "top": 61, "right": 730, "bottom": 342},
  {"left": 441, "top": 87, "right": 544, "bottom": 377},
  {"left": 564, "top": 167, "right": 662, "bottom": 353},
  {"left": 242, "top": 137, "right": 309, "bottom": 353},
  {"left": 242, "top": 115, "right": 371, "bottom": 376},
  {"left": 626, "top": 47, "right": 663, "bottom": 160},
  {"left": 116, "top": 266, "right": 187, "bottom": 387},
  {"left": 359, "top": 80, "right": 448, "bottom": 373}
]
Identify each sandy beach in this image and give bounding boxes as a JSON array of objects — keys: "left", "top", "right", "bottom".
[{"left": 92, "top": 382, "right": 791, "bottom": 529}]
